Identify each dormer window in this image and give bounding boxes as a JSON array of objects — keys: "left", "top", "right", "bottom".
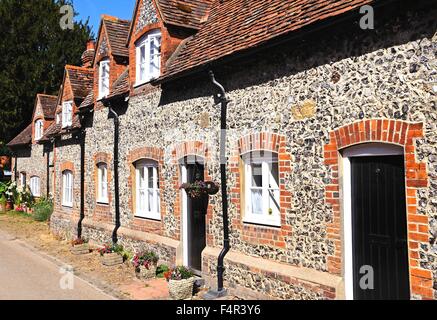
[
  {"left": 136, "top": 30, "right": 161, "bottom": 85},
  {"left": 99, "top": 59, "right": 110, "bottom": 99},
  {"left": 62, "top": 101, "right": 73, "bottom": 128},
  {"left": 35, "top": 119, "right": 44, "bottom": 140}
]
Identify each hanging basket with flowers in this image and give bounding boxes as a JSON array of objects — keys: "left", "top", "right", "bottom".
[{"left": 179, "top": 180, "right": 220, "bottom": 199}]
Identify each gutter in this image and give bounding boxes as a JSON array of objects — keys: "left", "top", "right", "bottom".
[
  {"left": 77, "top": 129, "right": 86, "bottom": 239},
  {"left": 106, "top": 103, "right": 121, "bottom": 244},
  {"left": 204, "top": 70, "right": 230, "bottom": 299},
  {"left": 76, "top": 108, "right": 93, "bottom": 239}
]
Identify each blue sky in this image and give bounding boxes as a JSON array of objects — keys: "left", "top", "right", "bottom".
[{"left": 73, "top": 0, "right": 135, "bottom": 36}]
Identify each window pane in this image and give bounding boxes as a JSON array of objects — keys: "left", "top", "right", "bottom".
[
  {"left": 251, "top": 163, "right": 262, "bottom": 187},
  {"left": 147, "top": 167, "right": 154, "bottom": 188},
  {"left": 267, "top": 189, "right": 280, "bottom": 215},
  {"left": 139, "top": 167, "right": 145, "bottom": 188},
  {"left": 269, "top": 162, "right": 279, "bottom": 189},
  {"left": 251, "top": 189, "right": 263, "bottom": 214},
  {"left": 147, "top": 190, "right": 153, "bottom": 212},
  {"left": 156, "top": 190, "right": 160, "bottom": 213}
]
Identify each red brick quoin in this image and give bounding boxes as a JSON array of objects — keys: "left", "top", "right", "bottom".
[
  {"left": 230, "top": 132, "right": 293, "bottom": 249},
  {"left": 323, "top": 119, "right": 432, "bottom": 299}
]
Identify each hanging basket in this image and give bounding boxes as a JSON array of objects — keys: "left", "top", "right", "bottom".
[
  {"left": 180, "top": 181, "right": 220, "bottom": 198},
  {"left": 168, "top": 277, "right": 195, "bottom": 300}
]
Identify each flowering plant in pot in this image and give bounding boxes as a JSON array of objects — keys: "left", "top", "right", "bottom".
[
  {"left": 98, "top": 243, "right": 124, "bottom": 266},
  {"left": 131, "top": 251, "right": 159, "bottom": 279},
  {"left": 70, "top": 237, "right": 90, "bottom": 255},
  {"left": 179, "top": 180, "right": 220, "bottom": 198},
  {"left": 164, "top": 266, "right": 195, "bottom": 300}
]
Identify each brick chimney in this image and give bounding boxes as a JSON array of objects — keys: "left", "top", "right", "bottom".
[{"left": 81, "top": 40, "right": 95, "bottom": 68}]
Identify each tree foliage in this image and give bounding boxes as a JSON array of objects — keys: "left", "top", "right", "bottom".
[{"left": 0, "top": 0, "right": 92, "bottom": 146}]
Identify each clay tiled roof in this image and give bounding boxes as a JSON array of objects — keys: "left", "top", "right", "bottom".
[
  {"left": 79, "top": 91, "right": 94, "bottom": 109},
  {"left": 42, "top": 115, "right": 81, "bottom": 140},
  {"left": 104, "top": 17, "right": 131, "bottom": 57},
  {"left": 7, "top": 124, "right": 32, "bottom": 147},
  {"left": 66, "top": 65, "right": 94, "bottom": 101},
  {"left": 156, "top": 0, "right": 213, "bottom": 30},
  {"left": 107, "top": 68, "right": 130, "bottom": 99},
  {"left": 161, "top": 0, "right": 373, "bottom": 80},
  {"left": 38, "top": 94, "right": 58, "bottom": 119}
]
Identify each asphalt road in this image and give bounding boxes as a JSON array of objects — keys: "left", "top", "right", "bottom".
[{"left": 0, "top": 229, "right": 114, "bottom": 300}]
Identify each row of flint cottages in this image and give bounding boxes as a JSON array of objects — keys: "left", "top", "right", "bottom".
[{"left": 7, "top": 0, "right": 437, "bottom": 300}]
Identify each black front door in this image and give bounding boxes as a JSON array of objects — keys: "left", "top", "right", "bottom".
[
  {"left": 185, "top": 161, "right": 207, "bottom": 272},
  {"left": 351, "top": 155, "right": 410, "bottom": 300}
]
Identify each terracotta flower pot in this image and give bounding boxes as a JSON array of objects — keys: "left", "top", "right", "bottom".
[{"left": 5, "top": 200, "right": 13, "bottom": 211}]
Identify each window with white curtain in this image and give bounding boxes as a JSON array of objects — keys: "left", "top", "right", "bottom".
[
  {"left": 99, "top": 59, "right": 110, "bottom": 99},
  {"left": 30, "top": 176, "right": 41, "bottom": 197},
  {"left": 243, "top": 151, "right": 280, "bottom": 227},
  {"left": 62, "top": 170, "right": 73, "bottom": 207},
  {"left": 62, "top": 101, "right": 73, "bottom": 128},
  {"left": 135, "top": 30, "right": 161, "bottom": 85},
  {"left": 97, "top": 163, "right": 108, "bottom": 203},
  {"left": 35, "top": 119, "right": 44, "bottom": 140},
  {"left": 135, "top": 159, "right": 160, "bottom": 220}
]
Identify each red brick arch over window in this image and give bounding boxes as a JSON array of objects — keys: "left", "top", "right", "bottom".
[
  {"left": 60, "top": 161, "right": 75, "bottom": 174},
  {"left": 323, "top": 119, "right": 432, "bottom": 299}
]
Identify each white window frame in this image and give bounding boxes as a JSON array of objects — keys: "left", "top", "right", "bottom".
[
  {"left": 62, "top": 170, "right": 73, "bottom": 207},
  {"left": 35, "top": 119, "right": 44, "bottom": 140},
  {"left": 20, "top": 172, "right": 27, "bottom": 187},
  {"left": 29, "top": 176, "right": 41, "bottom": 197},
  {"left": 135, "top": 160, "right": 160, "bottom": 220},
  {"left": 98, "top": 59, "right": 110, "bottom": 99},
  {"left": 243, "top": 151, "right": 281, "bottom": 227},
  {"left": 135, "top": 30, "right": 161, "bottom": 86},
  {"left": 56, "top": 113, "right": 61, "bottom": 125},
  {"left": 97, "top": 163, "right": 109, "bottom": 204},
  {"left": 62, "top": 101, "right": 73, "bottom": 128}
]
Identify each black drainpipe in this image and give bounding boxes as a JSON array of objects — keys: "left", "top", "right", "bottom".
[
  {"left": 13, "top": 153, "right": 18, "bottom": 182},
  {"left": 46, "top": 147, "right": 50, "bottom": 196},
  {"left": 77, "top": 129, "right": 86, "bottom": 239},
  {"left": 108, "top": 106, "right": 121, "bottom": 244},
  {"left": 206, "top": 70, "right": 230, "bottom": 298}
]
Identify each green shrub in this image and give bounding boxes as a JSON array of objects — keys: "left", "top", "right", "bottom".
[
  {"left": 156, "top": 264, "right": 170, "bottom": 278},
  {"left": 32, "top": 196, "right": 53, "bottom": 222}
]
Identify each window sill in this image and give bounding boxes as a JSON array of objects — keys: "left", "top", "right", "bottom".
[
  {"left": 134, "top": 214, "right": 161, "bottom": 222},
  {"left": 62, "top": 204, "right": 73, "bottom": 209},
  {"left": 242, "top": 217, "right": 281, "bottom": 228},
  {"left": 133, "top": 80, "right": 149, "bottom": 88},
  {"left": 97, "top": 201, "right": 109, "bottom": 205}
]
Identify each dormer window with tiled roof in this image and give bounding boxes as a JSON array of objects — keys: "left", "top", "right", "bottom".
[
  {"left": 135, "top": 30, "right": 161, "bottom": 86},
  {"left": 62, "top": 101, "right": 73, "bottom": 128},
  {"left": 35, "top": 119, "right": 44, "bottom": 141},
  {"left": 99, "top": 59, "right": 110, "bottom": 99}
]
